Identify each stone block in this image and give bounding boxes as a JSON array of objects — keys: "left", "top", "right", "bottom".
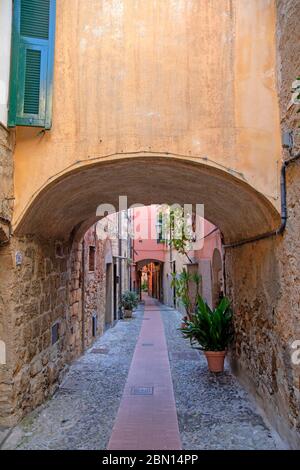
[{"left": 30, "top": 359, "right": 42, "bottom": 378}]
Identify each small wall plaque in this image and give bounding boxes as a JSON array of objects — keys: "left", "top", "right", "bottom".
[{"left": 15, "top": 251, "right": 23, "bottom": 266}]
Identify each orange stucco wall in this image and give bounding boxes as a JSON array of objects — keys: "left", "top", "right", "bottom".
[{"left": 12, "top": 0, "right": 281, "bottom": 232}]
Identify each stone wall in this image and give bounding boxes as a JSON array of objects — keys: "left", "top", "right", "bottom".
[
  {"left": 0, "top": 124, "right": 15, "bottom": 423},
  {"left": 0, "top": 236, "right": 71, "bottom": 425},
  {"left": 0, "top": 215, "right": 130, "bottom": 426},
  {"left": 82, "top": 226, "right": 106, "bottom": 349},
  {"left": 68, "top": 241, "right": 83, "bottom": 361},
  {"left": 225, "top": 0, "right": 300, "bottom": 449},
  {"left": 274, "top": 0, "right": 300, "bottom": 446},
  {"left": 226, "top": 237, "right": 300, "bottom": 448},
  {"left": 276, "top": 0, "right": 300, "bottom": 151},
  {"left": 0, "top": 227, "right": 108, "bottom": 426}
]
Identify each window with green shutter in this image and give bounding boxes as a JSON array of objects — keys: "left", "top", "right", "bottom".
[{"left": 8, "top": 0, "right": 56, "bottom": 129}]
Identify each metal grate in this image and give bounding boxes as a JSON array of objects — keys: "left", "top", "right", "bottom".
[
  {"left": 171, "top": 351, "right": 200, "bottom": 361},
  {"left": 141, "top": 343, "right": 154, "bottom": 347},
  {"left": 131, "top": 386, "right": 154, "bottom": 396},
  {"left": 90, "top": 347, "right": 109, "bottom": 354}
]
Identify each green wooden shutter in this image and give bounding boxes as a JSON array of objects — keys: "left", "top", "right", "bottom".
[{"left": 8, "top": 0, "right": 56, "bottom": 129}]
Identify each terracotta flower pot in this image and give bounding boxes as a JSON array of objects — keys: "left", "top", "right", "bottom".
[
  {"left": 123, "top": 309, "right": 133, "bottom": 319},
  {"left": 204, "top": 351, "right": 226, "bottom": 372}
]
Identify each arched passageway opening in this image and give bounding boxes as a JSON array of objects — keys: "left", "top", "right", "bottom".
[
  {"left": 135, "top": 259, "right": 164, "bottom": 302},
  {"left": 2, "top": 155, "right": 291, "bottom": 445},
  {"left": 13, "top": 156, "right": 279, "bottom": 243}
]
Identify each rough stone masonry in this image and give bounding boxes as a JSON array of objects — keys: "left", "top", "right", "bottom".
[
  {"left": 0, "top": 0, "right": 300, "bottom": 450},
  {"left": 226, "top": 0, "right": 300, "bottom": 448}
]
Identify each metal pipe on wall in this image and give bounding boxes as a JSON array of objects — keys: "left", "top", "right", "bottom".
[{"left": 223, "top": 153, "right": 300, "bottom": 249}]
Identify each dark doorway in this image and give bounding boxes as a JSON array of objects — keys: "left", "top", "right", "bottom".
[
  {"left": 113, "top": 262, "right": 118, "bottom": 321},
  {"left": 105, "top": 263, "right": 113, "bottom": 328},
  {"left": 172, "top": 261, "right": 176, "bottom": 307}
]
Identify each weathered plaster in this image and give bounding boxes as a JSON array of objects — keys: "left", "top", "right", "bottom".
[{"left": 12, "top": 0, "right": 281, "bottom": 234}]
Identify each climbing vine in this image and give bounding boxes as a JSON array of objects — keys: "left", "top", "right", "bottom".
[{"left": 160, "top": 206, "right": 194, "bottom": 263}]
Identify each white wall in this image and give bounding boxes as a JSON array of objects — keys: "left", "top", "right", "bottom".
[{"left": 0, "top": 0, "right": 12, "bottom": 126}]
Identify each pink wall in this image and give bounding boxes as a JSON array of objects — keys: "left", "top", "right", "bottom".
[
  {"left": 132, "top": 205, "right": 165, "bottom": 264},
  {"left": 132, "top": 205, "right": 222, "bottom": 265},
  {"left": 194, "top": 220, "right": 223, "bottom": 261}
]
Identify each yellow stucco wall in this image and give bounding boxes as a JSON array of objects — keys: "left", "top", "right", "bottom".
[{"left": 13, "top": 0, "right": 281, "bottom": 236}]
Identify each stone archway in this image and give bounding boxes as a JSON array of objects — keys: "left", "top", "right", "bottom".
[
  {"left": 13, "top": 155, "right": 279, "bottom": 243},
  {"left": 1, "top": 155, "right": 293, "bottom": 445},
  {"left": 136, "top": 259, "right": 164, "bottom": 301}
]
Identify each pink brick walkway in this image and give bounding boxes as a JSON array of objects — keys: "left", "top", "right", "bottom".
[{"left": 107, "top": 296, "right": 182, "bottom": 450}]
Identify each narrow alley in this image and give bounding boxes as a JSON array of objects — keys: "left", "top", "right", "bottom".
[
  {"left": 1, "top": 0, "right": 300, "bottom": 456},
  {"left": 1, "top": 296, "right": 282, "bottom": 451}
]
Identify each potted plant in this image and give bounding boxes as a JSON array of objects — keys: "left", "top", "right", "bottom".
[
  {"left": 181, "top": 296, "right": 233, "bottom": 372},
  {"left": 120, "top": 290, "right": 139, "bottom": 318}
]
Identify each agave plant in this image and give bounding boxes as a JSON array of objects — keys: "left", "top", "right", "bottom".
[{"left": 181, "top": 296, "right": 233, "bottom": 351}]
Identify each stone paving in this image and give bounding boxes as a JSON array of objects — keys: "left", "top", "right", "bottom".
[
  {"left": 1, "top": 298, "right": 284, "bottom": 450},
  {"left": 1, "top": 307, "right": 143, "bottom": 450},
  {"left": 161, "top": 305, "right": 284, "bottom": 450},
  {"left": 108, "top": 298, "right": 181, "bottom": 450}
]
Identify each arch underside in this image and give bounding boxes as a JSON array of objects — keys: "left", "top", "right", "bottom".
[
  {"left": 15, "top": 157, "right": 280, "bottom": 244},
  {"left": 136, "top": 259, "right": 164, "bottom": 269}
]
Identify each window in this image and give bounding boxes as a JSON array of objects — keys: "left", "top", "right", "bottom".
[
  {"left": 8, "top": 0, "right": 56, "bottom": 128},
  {"left": 88, "top": 245, "right": 96, "bottom": 271},
  {"left": 156, "top": 212, "right": 164, "bottom": 243},
  {"left": 51, "top": 322, "right": 59, "bottom": 345},
  {"left": 55, "top": 241, "right": 63, "bottom": 258},
  {"left": 92, "top": 314, "right": 97, "bottom": 337}
]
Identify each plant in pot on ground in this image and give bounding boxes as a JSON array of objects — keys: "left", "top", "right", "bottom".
[
  {"left": 120, "top": 290, "right": 139, "bottom": 319},
  {"left": 181, "top": 295, "right": 233, "bottom": 372},
  {"left": 166, "top": 206, "right": 201, "bottom": 325}
]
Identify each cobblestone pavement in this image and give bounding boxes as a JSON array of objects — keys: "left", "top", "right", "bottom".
[
  {"left": 1, "top": 307, "right": 143, "bottom": 450},
  {"left": 160, "top": 306, "right": 284, "bottom": 450},
  {"left": 2, "top": 301, "right": 285, "bottom": 450}
]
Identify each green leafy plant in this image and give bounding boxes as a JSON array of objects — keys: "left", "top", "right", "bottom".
[
  {"left": 181, "top": 296, "right": 233, "bottom": 351},
  {"left": 120, "top": 290, "right": 139, "bottom": 311},
  {"left": 171, "top": 268, "right": 202, "bottom": 320},
  {"left": 169, "top": 208, "right": 194, "bottom": 263},
  {"left": 159, "top": 206, "right": 194, "bottom": 263}
]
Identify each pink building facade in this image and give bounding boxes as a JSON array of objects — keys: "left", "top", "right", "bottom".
[{"left": 131, "top": 205, "right": 223, "bottom": 310}]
